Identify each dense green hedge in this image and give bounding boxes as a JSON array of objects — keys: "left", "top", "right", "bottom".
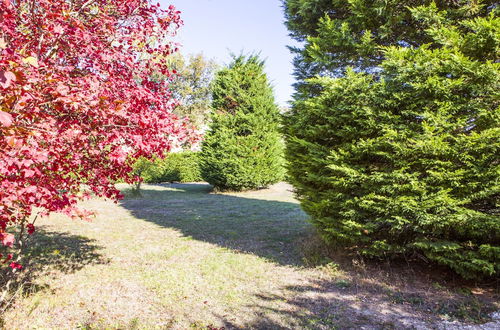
[
  {"left": 201, "top": 55, "right": 284, "bottom": 191},
  {"left": 283, "top": 1, "right": 499, "bottom": 279},
  {"left": 133, "top": 151, "right": 202, "bottom": 183}
]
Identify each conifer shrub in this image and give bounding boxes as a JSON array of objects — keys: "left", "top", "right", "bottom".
[
  {"left": 159, "top": 151, "right": 202, "bottom": 183},
  {"left": 201, "top": 55, "right": 284, "bottom": 191},
  {"left": 132, "top": 156, "right": 163, "bottom": 184},
  {"left": 284, "top": 2, "right": 499, "bottom": 279},
  {"left": 133, "top": 151, "right": 202, "bottom": 183}
]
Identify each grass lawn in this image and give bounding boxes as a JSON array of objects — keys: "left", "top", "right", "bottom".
[{"left": 1, "top": 183, "right": 498, "bottom": 329}]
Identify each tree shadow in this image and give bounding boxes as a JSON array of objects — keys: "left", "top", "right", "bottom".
[
  {"left": 119, "top": 183, "right": 310, "bottom": 266},
  {"left": 0, "top": 228, "right": 108, "bottom": 309},
  {"left": 22, "top": 228, "right": 108, "bottom": 274},
  {"left": 217, "top": 280, "right": 424, "bottom": 329},
  {"left": 119, "top": 183, "right": 499, "bottom": 328},
  {"left": 218, "top": 277, "right": 499, "bottom": 329}
]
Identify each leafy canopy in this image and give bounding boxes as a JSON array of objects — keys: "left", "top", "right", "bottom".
[
  {"left": 0, "top": 0, "right": 197, "bottom": 268},
  {"left": 167, "top": 53, "right": 218, "bottom": 128}
]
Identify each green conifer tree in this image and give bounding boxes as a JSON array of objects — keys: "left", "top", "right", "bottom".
[
  {"left": 201, "top": 55, "right": 284, "bottom": 191},
  {"left": 283, "top": 0, "right": 499, "bottom": 278}
]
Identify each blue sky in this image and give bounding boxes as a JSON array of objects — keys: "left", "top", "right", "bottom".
[{"left": 160, "top": 0, "right": 297, "bottom": 106}]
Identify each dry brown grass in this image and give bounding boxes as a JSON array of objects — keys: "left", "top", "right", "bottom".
[{"left": 1, "top": 182, "right": 498, "bottom": 329}]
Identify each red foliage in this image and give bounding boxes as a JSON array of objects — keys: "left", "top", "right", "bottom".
[
  {"left": 0, "top": 1, "right": 196, "bottom": 255},
  {"left": 9, "top": 262, "right": 22, "bottom": 270}
]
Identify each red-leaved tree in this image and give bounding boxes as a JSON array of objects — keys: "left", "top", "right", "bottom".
[{"left": 0, "top": 0, "right": 196, "bottom": 271}]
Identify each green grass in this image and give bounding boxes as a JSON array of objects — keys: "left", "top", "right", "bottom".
[{"left": 1, "top": 183, "right": 498, "bottom": 329}]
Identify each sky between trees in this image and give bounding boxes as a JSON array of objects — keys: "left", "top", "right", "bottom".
[{"left": 162, "top": 0, "right": 297, "bottom": 107}]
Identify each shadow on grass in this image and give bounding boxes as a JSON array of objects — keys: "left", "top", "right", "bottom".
[
  {"left": 1, "top": 228, "right": 107, "bottom": 309},
  {"left": 119, "top": 183, "right": 499, "bottom": 327},
  {"left": 22, "top": 228, "right": 108, "bottom": 274},
  {"left": 218, "top": 278, "right": 499, "bottom": 329},
  {"left": 218, "top": 280, "right": 410, "bottom": 329},
  {"left": 119, "top": 183, "right": 310, "bottom": 266}
]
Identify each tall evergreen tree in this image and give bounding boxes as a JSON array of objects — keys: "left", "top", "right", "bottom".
[
  {"left": 283, "top": 0, "right": 499, "bottom": 278},
  {"left": 284, "top": 0, "right": 497, "bottom": 81},
  {"left": 201, "top": 55, "right": 284, "bottom": 191}
]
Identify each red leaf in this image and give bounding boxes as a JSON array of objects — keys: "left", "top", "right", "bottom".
[
  {"left": 27, "top": 224, "right": 35, "bottom": 235},
  {"left": 9, "top": 262, "right": 23, "bottom": 270},
  {"left": 2, "top": 233, "right": 15, "bottom": 247},
  {"left": 24, "top": 169, "right": 36, "bottom": 178},
  {"left": 0, "top": 110, "right": 13, "bottom": 127},
  {"left": 6, "top": 136, "right": 22, "bottom": 148},
  {"left": 0, "top": 71, "right": 16, "bottom": 89}
]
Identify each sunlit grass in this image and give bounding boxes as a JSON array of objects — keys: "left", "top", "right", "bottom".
[{"left": 2, "top": 183, "right": 497, "bottom": 329}]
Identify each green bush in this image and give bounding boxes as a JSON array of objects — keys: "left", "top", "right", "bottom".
[
  {"left": 132, "top": 151, "right": 202, "bottom": 183},
  {"left": 284, "top": 2, "right": 499, "bottom": 279},
  {"left": 132, "top": 156, "right": 162, "bottom": 184},
  {"left": 159, "top": 151, "right": 202, "bottom": 183},
  {"left": 201, "top": 55, "right": 284, "bottom": 191}
]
